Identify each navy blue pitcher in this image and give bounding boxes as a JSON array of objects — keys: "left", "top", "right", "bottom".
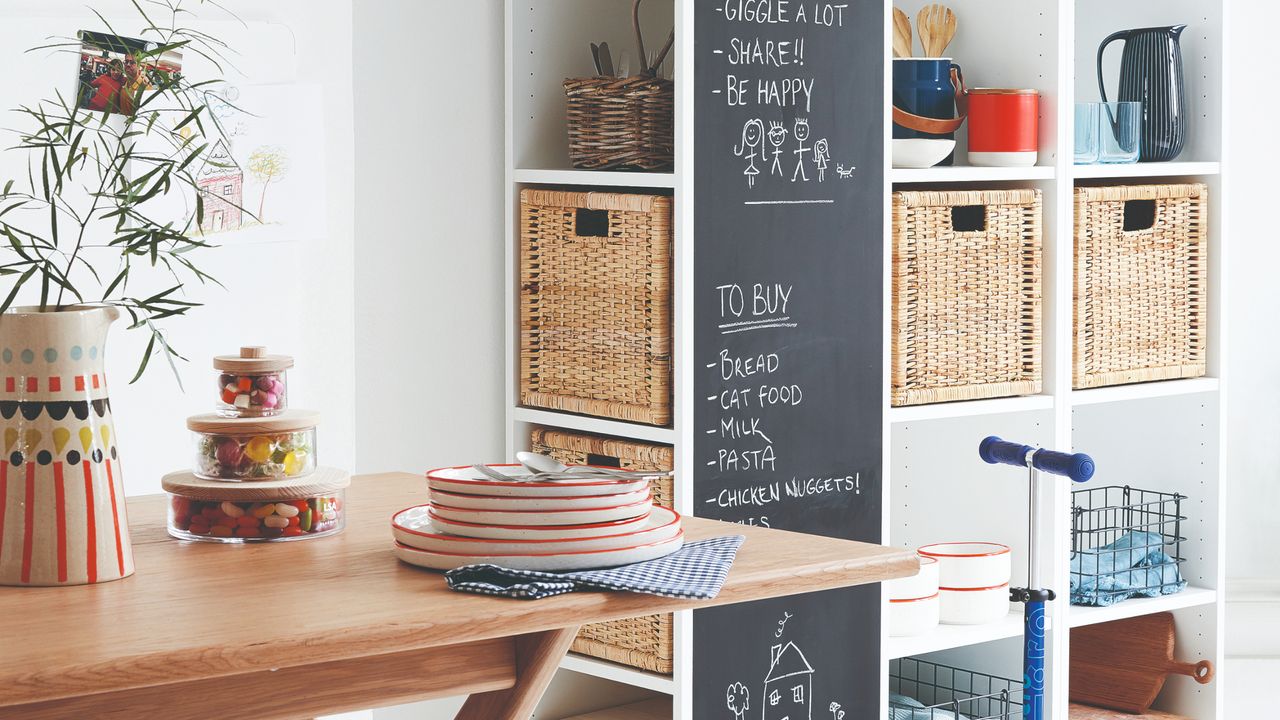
[
  {"left": 1097, "top": 25, "right": 1188, "bottom": 162},
  {"left": 893, "top": 58, "right": 966, "bottom": 165}
]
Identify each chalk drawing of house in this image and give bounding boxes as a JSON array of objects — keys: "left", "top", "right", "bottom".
[
  {"left": 196, "top": 139, "right": 243, "bottom": 233},
  {"left": 762, "top": 642, "right": 813, "bottom": 720}
]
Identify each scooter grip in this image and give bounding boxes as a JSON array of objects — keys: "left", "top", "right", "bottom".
[
  {"left": 979, "top": 436, "right": 1096, "bottom": 483},
  {"left": 1032, "top": 449, "right": 1095, "bottom": 484},
  {"left": 978, "top": 436, "right": 1034, "bottom": 467}
]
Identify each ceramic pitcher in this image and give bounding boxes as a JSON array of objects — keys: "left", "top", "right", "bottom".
[
  {"left": 0, "top": 305, "right": 133, "bottom": 586},
  {"left": 1097, "top": 24, "right": 1188, "bottom": 162}
]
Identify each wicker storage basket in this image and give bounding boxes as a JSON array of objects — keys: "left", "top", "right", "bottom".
[
  {"left": 565, "top": 75, "right": 674, "bottom": 171},
  {"left": 891, "top": 188, "right": 1044, "bottom": 406},
  {"left": 519, "top": 189, "right": 673, "bottom": 426},
  {"left": 530, "top": 427, "right": 674, "bottom": 674},
  {"left": 1073, "top": 184, "right": 1207, "bottom": 389}
]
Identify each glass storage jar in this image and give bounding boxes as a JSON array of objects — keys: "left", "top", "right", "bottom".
[
  {"left": 214, "top": 346, "right": 293, "bottom": 417},
  {"left": 188, "top": 410, "right": 319, "bottom": 481},
  {"left": 162, "top": 468, "right": 349, "bottom": 542}
]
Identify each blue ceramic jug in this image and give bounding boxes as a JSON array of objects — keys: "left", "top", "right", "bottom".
[
  {"left": 1097, "top": 25, "right": 1187, "bottom": 162},
  {"left": 893, "top": 58, "right": 965, "bottom": 165}
]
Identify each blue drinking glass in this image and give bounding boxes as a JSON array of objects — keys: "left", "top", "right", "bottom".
[
  {"left": 1098, "top": 101, "right": 1142, "bottom": 164},
  {"left": 1074, "top": 103, "right": 1099, "bottom": 164}
]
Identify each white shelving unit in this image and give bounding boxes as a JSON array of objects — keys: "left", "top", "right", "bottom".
[{"left": 504, "top": 1, "right": 1227, "bottom": 717}]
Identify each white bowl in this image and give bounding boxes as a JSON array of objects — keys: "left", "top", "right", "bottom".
[
  {"left": 939, "top": 584, "right": 1010, "bottom": 625},
  {"left": 392, "top": 531, "right": 684, "bottom": 572},
  {"left": 428, "top": 497, "right": 652, "bottom": 526},
  {"left": 392, "top": 504, "right": 683, "bottom": 553},
  {"left": 918, "top": 542, "right": 1012, "bottom": 589},
  {"left": 886, "top": 555, "right": 938, "bottom": 600},
  {"left": 892, "top": 139, "right": 956, "bottom": 168},
  {"left": 889, "top": 593, "right": 940, "bottom": 637}
]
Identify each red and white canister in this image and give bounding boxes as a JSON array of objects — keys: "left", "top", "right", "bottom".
[{"left": 967, "top": 88, "right": 1039, "bottom": 167}]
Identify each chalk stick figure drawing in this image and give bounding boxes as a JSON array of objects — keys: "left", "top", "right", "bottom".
[
  {"left": 836, "top": 163, "right": 855, "bottom": 179},
  {"left": 735, "top": 118, "right": 765, "bottom": 189},
  {"left": 791, "top": 118, "right": 811, "bottom": 182},
  {"left": 726, "top": 681, "right": 750, "bottom": 720},
  {"left": 767, "top": 121, "right": 788, "bottom": 177},
  {"left": 813, "top": 138, "right": 830, "bottom": 182}
]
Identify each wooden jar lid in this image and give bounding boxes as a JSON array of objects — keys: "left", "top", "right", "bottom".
[
  {"left": 162, "top": 466, "right": 351, "bottom": 501},
  {"left": 187, "top": 409, "right": 320, "bottom": 434},
  {"left": 213, "top": 346, "right": 295, "bottom": 374}
]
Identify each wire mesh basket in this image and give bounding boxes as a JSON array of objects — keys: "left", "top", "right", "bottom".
[
  {"left": 1070, "top": 485, "right": 1186, "bottom": 606},
  {"left": 889, "top": 658, "right": 1023, "bottom": 719}
]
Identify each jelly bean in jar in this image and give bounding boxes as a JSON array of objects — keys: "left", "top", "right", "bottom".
[
  {"left": 163, "top": 469, "right": 349, "bottom": 542},
  {"left": 214, "top": 346, "right": 293, "bottom": 417},
  {"left": 188, "top": 410, "right": 319, "bottom": 481}
]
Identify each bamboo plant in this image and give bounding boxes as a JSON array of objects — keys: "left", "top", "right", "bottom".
[{"left": 0, "top": 0, "right": 242, "bottom": 383}]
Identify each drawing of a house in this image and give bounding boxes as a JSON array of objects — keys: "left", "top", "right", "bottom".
[
  {"left": 762, "top": 642, "right": 813, "bottom": 720},
  {"left": 196, "top": 139, "right": 243, "bottom": 233}
]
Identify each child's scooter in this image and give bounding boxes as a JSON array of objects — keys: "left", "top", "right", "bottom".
[{"left": 979, "top": 436, "right": 1096, "bottom": 720}]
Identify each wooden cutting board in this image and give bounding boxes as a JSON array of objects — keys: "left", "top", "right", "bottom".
[{"left": 1070, "top": 612, "right": 1214, "bottom": 713}]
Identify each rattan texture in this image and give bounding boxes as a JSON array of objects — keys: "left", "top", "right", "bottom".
[
  {"left": 531, "top": 427, "right": 674, "bottom": 674},
  {"left": 520, "top": 189, "right": 673, "bottom": 426},
  {"left": 892, "top": 189, "right": 1044, "bottom": 406},
  {"left": 1073, "top": 183, "right": 1207, "bottom": 389},
  {"left": 565, "top": 76, "right": 674, "bottom": 171}
]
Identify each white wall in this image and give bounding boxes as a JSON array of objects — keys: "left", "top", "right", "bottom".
[
  {"left": 351, "top": 0, "right": 506, "bottom": 475},
  {"left": 1225, "top": 0, "right": 1280, "bottom": 699},
  {"left": 0, "top": 0, "right": 356, "bottom": 496}
]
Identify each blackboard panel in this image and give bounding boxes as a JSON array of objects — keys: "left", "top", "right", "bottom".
[{"left": 693, "top": 0, "right": 884, "bottom": 717}]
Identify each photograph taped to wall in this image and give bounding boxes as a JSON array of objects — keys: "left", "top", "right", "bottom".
[{"left": 76, "top": 30, "right": 182, "bottom": 116}]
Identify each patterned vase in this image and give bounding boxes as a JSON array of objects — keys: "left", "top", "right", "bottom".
[{"left": 0, "top": 305, "right": 133, "bottom": 586}]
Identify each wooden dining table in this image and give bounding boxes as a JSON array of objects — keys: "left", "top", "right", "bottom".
[{"left": 0, "top": 472, "right": 916, "bottom": 720}]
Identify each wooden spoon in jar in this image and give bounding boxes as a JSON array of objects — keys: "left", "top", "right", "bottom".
[{"left": 892, "top": 7, "right": 912, "bottom": 58}]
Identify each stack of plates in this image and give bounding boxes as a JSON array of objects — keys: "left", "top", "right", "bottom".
[{"left": 392, "top": 465, "right": 684, "bottom": 571}]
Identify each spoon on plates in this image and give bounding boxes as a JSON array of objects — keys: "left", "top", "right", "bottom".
[{"left": 517, "top": 451, "right": 567, "bottom": 474}]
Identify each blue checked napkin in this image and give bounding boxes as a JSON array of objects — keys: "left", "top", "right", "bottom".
[{"left": 444, "top": 535, "right": 746, "bottom": 600}]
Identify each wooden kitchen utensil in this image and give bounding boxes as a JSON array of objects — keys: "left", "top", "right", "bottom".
[
  {"left": 892, "top": 7, "right": 912, "bottom": 58},
  {"left": 1070, "top": 612, "right": 1213, "bottom": 713},
  {"left": 915, "top": 6, "right": 935, "bottom": 57},
  {"left": 916, "top": 4, "right": 957, "bottom": 57}
]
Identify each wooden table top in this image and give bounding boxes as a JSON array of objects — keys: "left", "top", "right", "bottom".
[{"left": 0, "top": 472, "right": 915, "bottom": 707}]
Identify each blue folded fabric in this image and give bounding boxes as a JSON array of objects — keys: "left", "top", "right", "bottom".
[
  {"left": 444, "top": 535, "right": 745, "bottom": 600},
  {"left": 1070, "top": 531, "right": 1185, "bottom": 606},
  {"left": 889, "top": 693, "right": 970, "bottom": 720}
]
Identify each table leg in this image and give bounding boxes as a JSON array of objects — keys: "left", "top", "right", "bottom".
[{"left": 454, "top": 626, "right": 580, "bottom": 720}]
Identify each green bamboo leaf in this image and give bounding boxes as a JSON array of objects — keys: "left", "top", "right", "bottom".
[
  {"left": 130, "top": 332, "right": 157, "bottom": 384},
  {"left": 1, "top": 266, "right": 36, "bottom": 314}
]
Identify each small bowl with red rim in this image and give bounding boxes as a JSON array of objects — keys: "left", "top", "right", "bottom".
[{"left": 918, "top": 542, "right": 1011, "bottom": 590}]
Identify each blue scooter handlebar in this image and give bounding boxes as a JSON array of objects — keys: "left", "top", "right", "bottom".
[{"left": 979, "top": 436, "right": 1095, "bottom": 483}]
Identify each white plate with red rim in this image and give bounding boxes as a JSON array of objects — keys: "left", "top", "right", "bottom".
[
  {"left": 426, "top": 464, "right": 652, "bottom": 498},
  {"left": 426, "top": 506, "right": 657, "bottom": 540},
  {"left": 393, "top": 531, "right": 685, "bottom": 572},
  {"left": 392, "top": 504, "right": 683, "bottom": 554},
  {"left": 428, "top": 497, "right": 652, "bottom": 526},
  {"left": 428, "top": 486, "right": 652, "bottom": 511}
]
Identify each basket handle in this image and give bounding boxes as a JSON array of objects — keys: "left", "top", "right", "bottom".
[
  {"left": 633, "top": 0, "right": 674, "bottom": 77},
  {"left": 892, "top": 64, "right": 968, "bottom": 135}
]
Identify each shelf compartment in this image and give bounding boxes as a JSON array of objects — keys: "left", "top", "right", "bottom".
[
  {"left": 560, "top": 653, "right": 677, "bottom": 695},
  {"left": 1069, "top": 377, "right": 1218, "bottom": 406},
  {"left": 890, "top": 394, "right": 1054, "bottom": 423},
  {"left": 514, "top": 168, "right": 676, "bottom": 188},
  {"left": 891, "top": 165, "right": 1056, "bottom": 184},
  {"left": 1068, "top": 586, "right": 1217, "bottom": 628},
  {"left": 511, "top": 407, "right": 676, "bottom": 445},
  {"left": 886, "top": 611, "right": 1025, "bottom": 659},
  {"left": 1072, "top": 162, "right": 1220, "bottom": 180}
]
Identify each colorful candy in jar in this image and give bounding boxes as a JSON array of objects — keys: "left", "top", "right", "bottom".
[
  {"left": 188, "top": 410, "right": 319, "bottom": 481},
  {"left": 213, "top": 346, "right": 292, "bottom": 417},
  {"left": 167, "top": 493, "right": 346, "bottom": 541}
]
